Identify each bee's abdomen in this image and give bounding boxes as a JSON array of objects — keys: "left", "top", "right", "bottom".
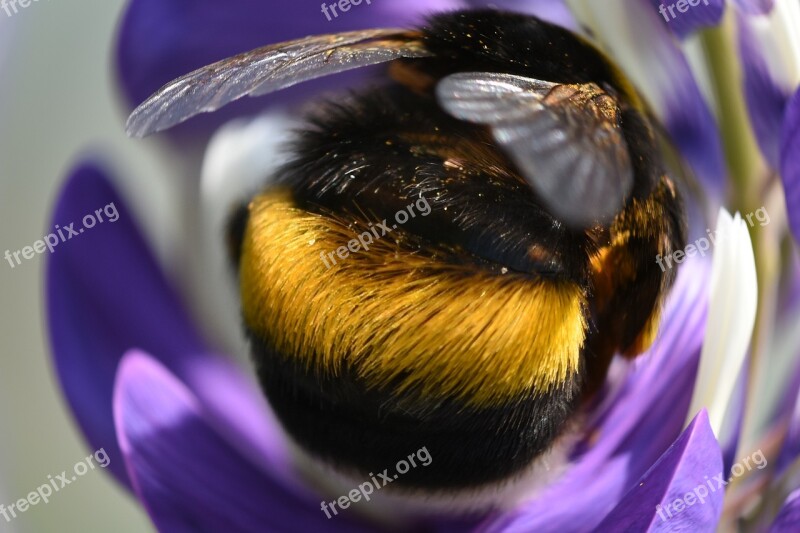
[
  {"left": 251, "top": 333, "right": 583, "bottom": 489},
  {"left": 238, "top": 189, "right": 589, "bottom": 488}
]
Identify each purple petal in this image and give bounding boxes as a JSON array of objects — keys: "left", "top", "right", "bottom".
[
  {"left": 769, "top": 488, "right": 800, "bottom": 532},
  {"left": 657, "top": 51, "right": 727, "bottom": 191},
  {"left": 779, "top": 250, "right": 800, "bottom": 317},
  {"left": 479, "top": 258, "right": 712, "bottom": 532},
  {"left": 593, "top": 410, "right": 723, "bottom": 532},
  {"left": 780, "top": 86, "right": 800, "bottom": 243},
  {"left": 775, "top": 358, "right": 800, "bottom": 427},
  {"left": 46, "top": 161, "right": 203, "bottom": 486},
  {"left": 734, "top": 0, "right": 776, "bottom": 15},
  {"left": 114, "top": 350, "right": 373, "bottom": 533},
  {"left": 755, "top": 254, "right": 800, "bottom": 443},
  {"left": 719, "top": 360, "right": 749, "bottom": 473},
  {"left": 740, "top": 12, "right": 793, "bottom": 169},
  {"left": 646, "top": 0, "right": 724, "bottom": 39},
  {"left": 760, "top": 276, "right": 800, "bottom": 471},
  {"left": 46, "top": 161, "right": 290, "bottom": 488},
  {"left": 115, "top": 0, "right": 464, "bottom": 138},
  {"left": 466, "top": 0, "right": 578, "bottom": 30},
  {"left": 776, "top": 353, "right": 800, "bottom": 475},
  {"left": 585, "top": 0, "right": 727, "bottom": 190},
  {"left": 777, "top": 395, "right": 800, "bottom": 475}
]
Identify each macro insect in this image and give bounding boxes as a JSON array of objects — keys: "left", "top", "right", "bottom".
[{"left": 127, "top": 9, "right": 686, "bottom": 495}]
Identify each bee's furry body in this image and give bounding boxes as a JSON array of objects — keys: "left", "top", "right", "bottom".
[
  {"left": 231, "top": 11, "right": 686, "bottom": 492},
  {"left": 133, "top": 10, "right": 688, "bottom": 495}
]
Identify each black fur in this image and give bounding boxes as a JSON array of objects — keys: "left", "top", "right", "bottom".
[
  {"left": 248, "top": 334, "right": 583, "bottom": 489},
  {"left": 283, "top": 88, "right": 595, "bottom": 282},
  {"left": 417, "top": 10, "right": 663, "bottom": 200}
]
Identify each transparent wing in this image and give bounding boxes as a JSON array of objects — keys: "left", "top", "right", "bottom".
[
  {"left": 126, "top": 29, "right": 428, "bottom": 138},
  {"left": 437, "top": 72, "right": 634, "bottom": 226}
]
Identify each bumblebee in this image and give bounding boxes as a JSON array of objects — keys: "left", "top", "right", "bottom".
[{"left": 127, "top": 10, "right": 686, "bottom": 493}]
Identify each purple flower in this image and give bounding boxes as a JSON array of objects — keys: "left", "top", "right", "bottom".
[
  {"left": 48, "top": 159, "right": 728, "bottom": 531},
  {"left": 781, "top": 87, "right": 800, "bottom": 245},
  {"left": 733, "top": 0, "right": 800, "bottom": 242},
  {"left": 47, "top": 0, "right": 800, "bottom": 530},
  {"left": 646, "top": 0, "right": 725, "bottom": 39}
]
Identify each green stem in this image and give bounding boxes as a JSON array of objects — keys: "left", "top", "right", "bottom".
[{"left": 700, "top": 13, "right": 763, "bottom": 212}]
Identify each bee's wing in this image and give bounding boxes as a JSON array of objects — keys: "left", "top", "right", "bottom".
[
  {"left": 126, "top": 29, "right": 429, "bottom": 138},
  {"left": 436, "top": 72, "right": 634, "bottom": 226}
]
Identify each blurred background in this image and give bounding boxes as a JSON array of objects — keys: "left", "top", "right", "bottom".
[{"left": 0, "top": 1, "right": 167, "bottom": 530}]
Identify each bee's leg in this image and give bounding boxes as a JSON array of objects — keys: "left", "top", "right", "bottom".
[{"left": 583, "top": 175, "right": 686, "bottom": 397}]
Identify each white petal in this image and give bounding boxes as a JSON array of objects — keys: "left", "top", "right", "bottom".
[
  {"left": 196, "top": 112, "right": 298, "bottom": 359},
  {"left": 680, "top": 33, "right": 719, "bottom": 119},
  {"left": 565, "top": 0, "right": 695, "bottom": 119},
  {"left": 739, "top": 192, "right": 793, "bottom": 448},
  {"left": 738, "top": 0, "right": 800, "bottom": 93},
  {"left": 201, "top": 112, "right": 296, "bottom": 233},
  {"left": 564, "top": 0, "right": 726, "bottom": 184},
  {"left": 686, "top": 208, "right": 759, "bottom": 436}
]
